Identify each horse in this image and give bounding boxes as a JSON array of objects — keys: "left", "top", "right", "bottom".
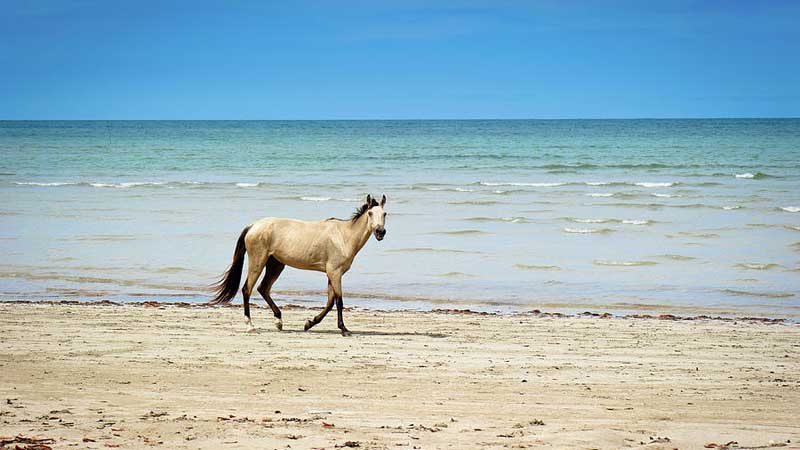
[{"left": 210, "top": 194, "right": 388, "bottom": 336}]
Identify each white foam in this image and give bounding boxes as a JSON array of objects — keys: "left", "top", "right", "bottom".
[
  {"left": 564, "top": 227, "right": 610, "bottom": 234},
  {"left": 622, "top": 219, "right": 649, "bottom": 225},
  {"left": 635, "top": 182, "right": 675, "bottom": 188},
  {"left": 722, "top": 206, "right": 742, "bottom": 210},
  {"left": 652, "top": 193, "right": 676, "bottom": 198},
  {"left": 14, "top": 182, "right": 76, "bottom": 186},
  {"left": 455, "top": 187, "right": 475, "bottom": 192},
  {"left": 574, "top": 218, "right": 609, "bottom": 223},
  {"left": 124, "top": 182, "right": 165, "bottom": 187},
  {"left": 735, "top": 173, "right": 755, "bottom": 179},
  {"left": 300, "top": 196, "right": 331, "bottom": 202},
  {"left": 594, "top": 260, "right": 656, "bottom": 267},
  {"left": 585, "top": 181, "right": 610, "bottom": 186},
  {"left": 235, "top": 182, "right": 258, "bottom": 187},
  {"left": 88, "top": 182, "right": 166, "bottom": 188},
  {"left": 480, "top": 181, "right": 565, "bottom": 187},
  {"left": 737, "top": 263, "right": 778, "bottom": 270},
  {"left": 585, "top": 193, "right": 613, "bottom": 197},
  {"left": 780, "top": 206, "right": 800, "bottom": 213}
]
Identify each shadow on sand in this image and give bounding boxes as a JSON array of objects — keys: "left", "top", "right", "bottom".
[{"left": 269, "top": 329, "right": 448, "bottom": 338}]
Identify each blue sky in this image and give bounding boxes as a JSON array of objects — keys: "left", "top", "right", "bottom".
[{"left": 1, "top": 0, "right": 798, "bottom": 119}]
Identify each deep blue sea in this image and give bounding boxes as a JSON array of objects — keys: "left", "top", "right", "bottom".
[{"left": 1, "top": 120, "right": 798, "bottom": 318}]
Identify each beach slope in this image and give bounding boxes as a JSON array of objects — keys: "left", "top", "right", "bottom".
[{"left": 1, "top": 303, "right": 798, "bottom": 449}]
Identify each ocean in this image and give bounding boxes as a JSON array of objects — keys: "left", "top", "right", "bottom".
[{"left": 1, "top": 119, "right": 798, "bottom": 319}]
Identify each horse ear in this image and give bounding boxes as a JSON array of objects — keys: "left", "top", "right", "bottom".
[
  {"left": 380, "top": 194, "right": 386, "bottom": 206},
  {"left": 366, "top": 194, "right": 372, "bottom": 205}
]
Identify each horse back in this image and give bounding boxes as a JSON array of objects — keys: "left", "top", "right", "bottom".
[{"left": 246, "top": 218, "right": 338, "bottom": 272}]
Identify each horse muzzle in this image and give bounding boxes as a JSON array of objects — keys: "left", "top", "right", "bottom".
[{"left": 374, "top": 228, "right": 386, "bottom": 241}]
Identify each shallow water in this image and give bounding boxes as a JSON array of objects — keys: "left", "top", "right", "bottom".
[{"left": 1, "top": 120, "right": 799, "bottom": 318}]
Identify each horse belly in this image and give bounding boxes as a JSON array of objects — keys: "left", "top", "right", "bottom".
[
  {"left": 275, "top": 251, "right": 327, "bottom": 272},
  {"left": 270, "top": 238, "right": 328, "bottom": 272}
]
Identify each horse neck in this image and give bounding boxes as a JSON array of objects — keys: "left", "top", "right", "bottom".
[{"left": 343, "top": 214, "right": 372, "bottom": 258}]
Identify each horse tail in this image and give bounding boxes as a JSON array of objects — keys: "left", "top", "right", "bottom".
[{"left": 209, "top": 225, "right": 252, "bottom": 305}]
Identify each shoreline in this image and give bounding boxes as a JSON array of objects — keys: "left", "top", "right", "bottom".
[
  {"left": 2, "top": 301, "right": 798, "bottom": 449},
  {"left": 0, "top": 299, "right": 791, "bottom": 325}
]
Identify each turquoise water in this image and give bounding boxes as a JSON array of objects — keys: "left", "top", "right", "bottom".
[{"left": 1, "top": 120, "right": 799, "bottom": 318}]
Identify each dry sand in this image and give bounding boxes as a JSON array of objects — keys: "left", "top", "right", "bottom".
[{"left": 1, "top": 302, "right": 798, "bottom": 449}]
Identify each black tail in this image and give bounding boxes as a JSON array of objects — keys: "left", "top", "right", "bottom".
[{"left": 209, "top": 225, "right": 252, "bottom": 305}]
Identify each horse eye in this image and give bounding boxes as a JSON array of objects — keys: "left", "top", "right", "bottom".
[
  {"left": 383, "top": 212, "right": 387, "bottom": 217},
  {"left": 368, "top": 211, "right": 373, "bottom": 216}
]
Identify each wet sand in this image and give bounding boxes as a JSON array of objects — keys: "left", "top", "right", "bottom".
[{"left": 1, "top": 302, "right": 798, "bottom": 449}]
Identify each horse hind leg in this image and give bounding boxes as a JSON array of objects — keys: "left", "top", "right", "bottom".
[
  {"left": 242, "top": 251, "right": 267, "bottom": 334},
  {"left": 257, "top": 256, "right": 285, "bottom": 331}
]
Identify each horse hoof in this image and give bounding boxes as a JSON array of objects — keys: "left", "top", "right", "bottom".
[
  {"left": 274, "top": 319, "right": 283, "bottom": 331},
  {"left": 341, "top": 329, "right": 352, "bottom": 337},
  {"left": 304, "top": 320, "right": 313, "bottom": 331}
]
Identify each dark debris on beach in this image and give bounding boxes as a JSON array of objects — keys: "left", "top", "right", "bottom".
[{"left": 0, "top": 299, "right": 787, "bottom": 324}]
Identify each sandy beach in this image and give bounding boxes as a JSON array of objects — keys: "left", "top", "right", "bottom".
[
  {"left": 1, "top": 302, "right": 798, "bottom": 449},
  {"left": 4, "top": 1, "right": 800, "bottom": 449}
]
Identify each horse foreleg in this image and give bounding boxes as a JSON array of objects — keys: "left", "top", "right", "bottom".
[
  {"left": 331, "top": 274, "right": 351, "bottom": 337},
  {"left": 335, "top": 297, "right": 350, "bottom": 336},
  {"left": 304, "top": 278, "right": 335, "bottom": 331}
]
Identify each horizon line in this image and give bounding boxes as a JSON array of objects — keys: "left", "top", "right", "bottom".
[{"left": 1, "top": 117, "right": 799, "bottom": 122}]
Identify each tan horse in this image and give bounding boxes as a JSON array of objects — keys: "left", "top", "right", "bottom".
[{"left": 210, "top": 194, "right": 387, "bottom": 336}]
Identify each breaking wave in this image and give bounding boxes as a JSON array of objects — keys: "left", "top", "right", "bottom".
[
  {"left": 593, "top": 260, "right": 658, "bottom": 267},
  {"left": 478, "top": 181, "right": 566, "bottom": 187},
  {"left": 734, "top": 263, "right": 781, "bottom": 270},
  {"left": 563, "top": 227, "right": 614, "bottom": 234},
  {"left": 13, "top": 182, "right": 78, "bottom": 187},
  {"left": 735, "top": 172, "right": 777, "bottom": 179},
  {"left": 634, "top": 182, "right": 677, "bottom": 188},
  {"left": 666, "top": 231, "right": 721, "bottom": 239},
  {"left": 561, "top": 217, "right": 652, "bottom": 225}
]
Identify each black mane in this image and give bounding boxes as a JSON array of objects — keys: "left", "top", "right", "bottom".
[
  {"left": 326, "top": 197, "right": 379, "bottom": 222},
  {"left": 350, "top": 197, "right": 379, "bottom": 222}
]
